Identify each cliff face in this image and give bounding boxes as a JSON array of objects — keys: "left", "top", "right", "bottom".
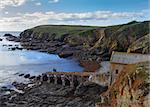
[
  {"left": 19, "top": 21, "right": 150, "bottom": 62},
  {"left": 128, "top": 33, "right": 150, "bottom": 54},
  {"left": 96, "top": 62, "right": 150, "bottom": 107}
]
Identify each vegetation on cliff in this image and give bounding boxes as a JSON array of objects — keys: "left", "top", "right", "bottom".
[{"left": 128, "top": 33, "right": 150, "bottom": 54}]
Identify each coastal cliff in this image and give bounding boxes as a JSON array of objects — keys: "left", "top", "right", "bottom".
[
  {"left": 19, "top": 21, "right": 150, "bottom": 63},
  {"left": 1, "top": 20, "right": 149, "bottom": 107}
]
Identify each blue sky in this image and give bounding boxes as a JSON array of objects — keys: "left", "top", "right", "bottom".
[{"left": 0, "top": 0, "right": 149, "bottom": 31}]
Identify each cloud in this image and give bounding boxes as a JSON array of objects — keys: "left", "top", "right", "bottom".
[
  {"left": 35, "top": 2, "right": 42, "bottom": 6},
  {"left": 0, "top": 0, "right": 27, "bottom": 9},
  {"left": 49, "top": 0, "right": 59, "bottom": 3},
  {"left": 0, "top": 10, "right": 148, "bottom": 31},
  {"left": 4, "top": 11, "right": 9, "bottom": 14},
  {"left": 22, "top": 11, "right": 144, "bottom": 21}
]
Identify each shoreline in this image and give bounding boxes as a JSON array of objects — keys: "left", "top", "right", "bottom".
[
  {"left": 0, "top": 73, "right": 108, "bottom": 107},
  {"left": 2, "top": 33, "right": 101, "bottom": 72}
]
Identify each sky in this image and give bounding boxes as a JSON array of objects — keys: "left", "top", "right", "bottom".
[{"left": 0, "top": 0, "right": 149, "bottom": 31}]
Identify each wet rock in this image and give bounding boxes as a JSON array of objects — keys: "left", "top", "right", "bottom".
[
  {"left": 15, "top": 47, "right": 23, "bottom": 50},
  {"left": 56, "top": 75, "right": 62, "bottom": 85},
  {"left": 0, "top": 38, "right": 2, "bottom": 41},
  {"left": 42, "top": 74, "right": 48, "bottom": 81},
  {"left": 19, "top": 74, "right": 24, "bottom": 76},
  {"left": 24, "top": 74, "right": 30, "bottom": 78},
  {"left": 49, "top": 75, "right": 55, "bottom": 83},
  {"left": 12, "top": 82, "right": 26, "bottom": 90},
  {"left": 36, "top": 75, "right": 41, "bottom": 81},
  {"left": 4, "top": 33, "right": 20, "bottom": 42},
  {"left": 29, "top": 76, "right": 36, "bottom": 80},
  {"left": 58, "top": 51, "right": 73, "bottom": 58},
  {"left": 72, "top": 75, "right": 79, "bottom": 87},
  {"left": 3, "top": 33, "right": 13, "bottom": 37},
  {"left": 10, "top": 47, "right": 16, "bottom": 51},
  {"left": 2, "top": 44, "right": 7, "bottom": 47},
  {"left": 64, "top": 78, "right": 70, "bottom": 86}
]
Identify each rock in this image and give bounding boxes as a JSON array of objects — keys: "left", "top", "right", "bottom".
[
  {"left": 79, "top": 60, "right": 100, "bottom": 72},
  {"left": 0, "top": 38, "right": 2, "bottom": 41},
  {"left": 15, "top": 47, "right": 23, "bottom": 50},
  {"left": 4, "top": 34, "right": 20, "bottom": 42},
  {"left": 29, "top": 76, "right": 36, "bottom": 79},
  {"left": 10, "top": 47, "right": 16, "bottom": 51},
  {"left": 3, "top": 33, "right": 13, "bottom": 37},
  {"left": 42, "top": 74, "right": 48, "bottom": 81},
  {"left": 12, "top": 82, "right": 26, "bottom": 90},
  {"left": 58, "top": 51, "right": 73, "bottom": 58},
  {"left": 36, "top": 75, "right": 41, "bottom": 81},
  {"left": 74, "top": 82, "right": 108, "bottom": 97},
  {"left": 49, "top": 75, "right": 55, "bottom": 83},
  {"left": 72, "top": 75, "right": 79, "bottom": 87},
  {"left": 24, "top": 74, "right": 30, "bottom": 78},
  {"left": 19, "top": 74, "right": 24, "bottom": 76},
  {"left": 64, "top": 79, "right": 70, "bottom": 86},
  {"left": 0, "top": 80, "right": 108, "bottom": 107},
  {"left": 56, "top": 75, "right": 62, "bottom": 85}
]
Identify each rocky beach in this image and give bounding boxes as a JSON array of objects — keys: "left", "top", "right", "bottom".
[
  {"left": 0, "top": 20, "right": 149, "bottom": 107},
  {"left": 0, "top": 73, "right": 108, "bottom": 107}
]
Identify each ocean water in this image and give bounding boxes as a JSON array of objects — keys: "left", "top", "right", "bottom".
[{"left": 0, "top": 32, "right": 83, "bottom": 89}]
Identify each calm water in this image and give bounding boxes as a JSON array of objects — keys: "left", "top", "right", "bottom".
[{"left": 0, "top": 32, "right": 83, "bottom": 89}]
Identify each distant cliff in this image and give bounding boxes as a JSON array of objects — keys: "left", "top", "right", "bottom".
[{"left": 19, "top": 21, "right": 150, "bottom": 62}]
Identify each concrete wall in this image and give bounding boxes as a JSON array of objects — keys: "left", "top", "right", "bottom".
[{"left": 110, "top": 63, "right": 126, "bottom": 85}]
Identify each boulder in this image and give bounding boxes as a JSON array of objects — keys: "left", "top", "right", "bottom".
[
  {"left": 24, "top": 74, "right": 30, "bottom": 78},
  {"left": 19, "top": 74, "right": 24, "bottom": 76},
  {"left": 58, "top": 51, "right": 73, "bottom": 58},
  {"left": 42, "top": 74, "right": 48, "bottom": 81}
]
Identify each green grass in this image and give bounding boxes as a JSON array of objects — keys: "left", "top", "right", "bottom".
[{"left": 30, "top": 25, "right": 98, "bottom": 38}]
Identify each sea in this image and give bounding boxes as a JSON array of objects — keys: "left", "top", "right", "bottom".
[{"left": 0, "top": 31, "right": 83, "bottom": 94}]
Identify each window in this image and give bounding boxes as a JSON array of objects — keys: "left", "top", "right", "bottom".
[{"left": 116, "top": 69, "right": 118, "bottom": 74}]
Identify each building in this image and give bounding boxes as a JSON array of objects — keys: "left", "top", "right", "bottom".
[{"left": 110, "top": 51, "right": 150, "bottom": 85}]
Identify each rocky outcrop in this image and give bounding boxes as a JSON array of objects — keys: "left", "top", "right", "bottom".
[
  {"left": 127, "top": 33, "right": 150, "bottom": 54},
  {"left": 4, "top": 33, "right": 20, "bottom": 42},
  {"left": 0, "top": 76, "right": 108, "bottom": 107},
  {"left": 96, "top": 62, "right": 150, "bottom": 107}
]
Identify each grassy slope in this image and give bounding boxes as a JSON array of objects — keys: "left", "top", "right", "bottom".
[
  {"left": 30, "top": 25, "right": 98, "bottom": 38},
  {"left": 93, "top": 21, "right": 150, "bottom": 53}
]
